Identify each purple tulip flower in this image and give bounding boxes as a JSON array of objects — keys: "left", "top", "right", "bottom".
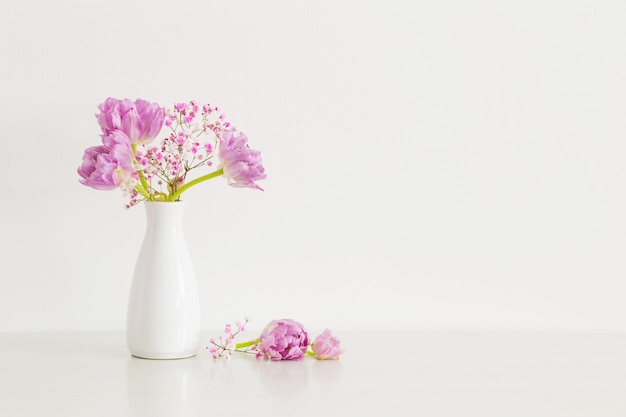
[
  {"left": 218, "top": 131, "right": 267, "bottom": 190},
  {"left": 96, "top": 97, "right": 165, "bottom": 145},
  {"left": 258, "top": 319, "right": 309, "bottom": 360},
  {"left": 78, "top": 130, "right": 135, "bottom": 190},
  {"left": 311, "top": 329, "right": 344, "bottom": 360}
]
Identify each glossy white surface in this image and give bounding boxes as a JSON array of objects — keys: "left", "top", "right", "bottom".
[
  {"left": 0, "top": 331, "right": 625, "bottom": 416},
  {"left": 127, "top": 202, "right": 200, "bottom": 359}
]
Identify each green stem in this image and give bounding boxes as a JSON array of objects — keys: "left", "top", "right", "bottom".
[
  {"left": 306, "top": 350, "right": 316, "bottom": 357},
  {"left": 135, "top": 183, "right": 150, "bottom": 199},
  {"left": 235, "top": 338, "right": 259, "bottom": 350},
  {"left": 132, "top": 144, "right": 152, "bottom": 199},
  {"left": 168, "top": 168, "right": 224, "bottom": 201}
]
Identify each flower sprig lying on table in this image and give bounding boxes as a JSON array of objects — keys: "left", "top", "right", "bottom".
[
  {"left": 206, "top": 318, "right": 344, "bottom": 361},
  {"left": 78, "top": 98, "right": 266, "bottom": 208}
]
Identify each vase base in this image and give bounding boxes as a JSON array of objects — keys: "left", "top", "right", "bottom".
[{"left": 131, "top": 353, "right": 197, "bottom": 360}]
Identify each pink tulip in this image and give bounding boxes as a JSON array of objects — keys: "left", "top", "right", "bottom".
[
  {"left": 311, "top": 329, "right": 344, "bottom": 360},
  {"left": 78, "top": 131, "right": 135, "bottom": 190},
  {"left": 96, "top": 98, "right": 164, "bottom": 145},
  {"left": 258, "top": 319, "right": 309, "bottom": 360},
  {"left": 78, "top": 145, "right": 118, "bottom": 190},
  {"left": 218, "top": 131, "right": 266, "bottom": 190}
]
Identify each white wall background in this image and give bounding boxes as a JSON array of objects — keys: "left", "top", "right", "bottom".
[{"left": 1, "top": 0, "right": 625, "bottom": 332}]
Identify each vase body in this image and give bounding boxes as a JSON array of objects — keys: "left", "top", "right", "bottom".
[{"left": 127, "top": 202, "right": 200, "bottom": 359}]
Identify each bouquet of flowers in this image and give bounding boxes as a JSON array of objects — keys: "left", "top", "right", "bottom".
[{"left": 78, "top": 98, "right": 266, "bottom": 207}]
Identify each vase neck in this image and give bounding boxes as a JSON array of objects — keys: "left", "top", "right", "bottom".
[{"left": 144, "top": 202, "right": 186, "bottom": 232}]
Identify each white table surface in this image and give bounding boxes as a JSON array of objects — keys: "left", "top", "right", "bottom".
[{"left": 1, "top": 331, "right": 625, "bottom": 417}]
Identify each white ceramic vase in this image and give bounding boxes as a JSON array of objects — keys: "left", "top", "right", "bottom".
[{"left": 127, "top": 201, "right": 200, "bottom": 359}]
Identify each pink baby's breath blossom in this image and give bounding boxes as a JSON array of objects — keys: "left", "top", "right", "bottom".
[
  {"left": 207, "top": 346, "right": 218, "bottom": 358},
  {"left": 310, "top": 329, "right": 344, "bottom": 360},
  {"left": 205, "top": 318, "right": 253, "bottom": 359}
]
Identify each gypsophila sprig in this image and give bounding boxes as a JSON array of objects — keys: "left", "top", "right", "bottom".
[
  {"left": 78, "top": 98, "right": 266, "bottom": 208},
  {"left": 205, "top": 317, "right": 256, "bottom": 360},
  {"left": 207, "top": 318, "right": 344, "bottom": 361}
]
